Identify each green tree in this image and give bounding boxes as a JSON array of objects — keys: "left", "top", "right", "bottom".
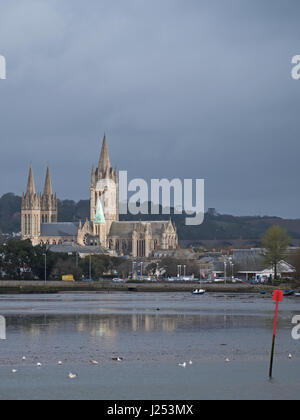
[
  {"left": 262, "top": 225, "right": 291, "bottom": 282},
  {"left": 0, "top": 193, "right": 22, "bottom": 233},
  {"left": 79, "top": 254, "right": 112, "bottom": 280},
  {"left": 114, "top": 259, "right": 132, "bottom": 277},
  {"left": 158, "top": 257, "right": 179, "bottom": 277},
  {"left": 146, "top": 262, "right": 158, "bottom": 276},
  {"left": 52, "top": 257, "right": 83, "bottom": 281},
  {"left": 0, "top": 240, "right": 61, "bottom": 280}
]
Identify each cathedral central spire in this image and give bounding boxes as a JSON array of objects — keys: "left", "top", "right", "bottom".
[{"left": 98, "top": 134, "right": 111, "bottom": 175}]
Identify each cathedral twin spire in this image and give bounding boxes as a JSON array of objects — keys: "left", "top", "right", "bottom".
[
  {"left": 23, "top": 165, "right": 57, "bottom": 221},
  {"left": 22, "top": 164, "right": 58, "bottom": 238},
  {"left": 43, "top": 166, "right": 53, "bottom": 196},
  {"left": 26, "top": 164, "right": 36, "bottom": 195},
  {"left": 25, "top": 165, "right": 54, "bottom": 197}
]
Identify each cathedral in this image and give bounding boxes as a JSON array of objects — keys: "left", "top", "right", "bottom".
[{"left": 21, "top": 136, "right": 178, "bottom": 258}]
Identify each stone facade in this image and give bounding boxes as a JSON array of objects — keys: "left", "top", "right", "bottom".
[
  {"left": 21, "top": 165, "right": 57, "bottom": 244},
  {"left": 21, "top": 135, "right": 178, "bottom": 257}
]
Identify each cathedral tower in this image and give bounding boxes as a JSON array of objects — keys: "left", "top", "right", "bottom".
[
  {"left": 21, "top": 165, "right": 58, "bottom": 244},
  {"left": 90, "top": 135, "right": 119, "bottom": 246},
  {"left": 41, "top": 167, "right": 57, "bottom": 223},
  {"left": 21, "top": 165, "right": 41, "bottom": 241}
]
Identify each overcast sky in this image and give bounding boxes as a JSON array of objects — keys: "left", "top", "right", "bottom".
[{"left": 1, "top": 0, "right": 300, "bottom": 218}]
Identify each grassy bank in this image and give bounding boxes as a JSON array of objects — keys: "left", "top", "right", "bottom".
[{"left": 0, "top": 281, "right": 297, "bottom": 294}]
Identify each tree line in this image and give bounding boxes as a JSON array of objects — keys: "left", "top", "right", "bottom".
[
  {"left": 0, "top": 226, "right": 300, "bottom": 283},
  {"left": 0, "top": 239, "right": 202, "bottom": 281},
  {"left": 0, "top": 239, "right": 132, "bottom": 281},
  {"left": 1, "top": 193, "right": 300, "bottom": 243}
]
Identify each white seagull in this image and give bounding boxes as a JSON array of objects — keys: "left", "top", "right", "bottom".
[
  {"left": 288, "top": 354, "right": 293, "bottom": 359},
  {"left": 36, "top": 363, "right": 42, "bottom": 367},
  {"left": 112, "top": 357, "right": 123, "bottom": 362},
  {"left": 12, "top": 369, "right": 18, "bottom": 374},
  {"left": 189, "top": 360, "right": 193, "bottom": 365},
  {"left": 68, "top": 372, "right": 78, "bottom": 379},
  {"left": 179, "top": 362, "right": 187, "bottom": 368},
  {"left": 90, "top": 360, "right": 99, "bottom": 365},
  {"left": 226, "top": 358, "right": 231, "bottom": 363},
  {"left": 58, "top": 361, "right": 63, "bottom": 366}
]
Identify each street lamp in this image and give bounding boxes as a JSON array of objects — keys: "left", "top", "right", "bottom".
[
  {"left": 43, "top": 253, "right": 47, "bottom": 285},
  {"left": 132, "top": 260, "right": 136, "bottom": 280},
  {"left": 89, "top": 254, "right": 92, "bottom": 280},
  {"left": 75, "top": 251, "right": 79, "bottom": 269},
  {"left": 140, "top": 262, "right": 143, "bottom": 279},
  {"left": 183, "top": 265, "right": 186, "bottom": 278},
  {"left": 224, "top": 262, "right": 227, "bottom": 285},
  {"left": 228, "top": 256, "right": 234, "bottom": 282}
]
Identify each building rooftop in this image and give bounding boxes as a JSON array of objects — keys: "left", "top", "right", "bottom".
[
  {"left": 48, "top": 242, "right": 107, "bottom": 255},
  {"left": 40, "top": 223, "right": 79, "bottom": 237},
  {"left": 109, "top": 221, "right": 171, "bottom": 238}
]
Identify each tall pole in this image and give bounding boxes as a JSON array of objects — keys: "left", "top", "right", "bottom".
[
  {"left": 269, "top": 300, "right": 279, "bottom": 378},
  {"left": 269, "top": 290, "right": 283, "bottom": 378},
  {"left": 89, "top": 255, "right": 92, "bottom": 280},
  {"left": 224, "top": 262, "right": 227, "bottom": 285},
  {"left": 184, "top": 265, "right": 186, "bottom": 278},
  {"left": 44, "top": 253, "right": 47, "bottom": 285}
]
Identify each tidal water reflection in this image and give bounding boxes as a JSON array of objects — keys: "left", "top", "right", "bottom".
[{"left": 0, "top": 292, "right": 299, "bottom": 400}]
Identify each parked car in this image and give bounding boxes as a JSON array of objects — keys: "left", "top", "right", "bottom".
[
  {"left": 232, "top": 278, "right": 244, "bottom": 283},
  {"left": 214, "top": 278, "right": 225, "bottom": 283},
  {"left": 250, "top": 279, "right": 259, "bottom": 285},
  {"left": 112, "top": 278, "right": 126, "bottom": 283},
  {"left": 82, "top": 277, "right": 93, "bottom": 283}
]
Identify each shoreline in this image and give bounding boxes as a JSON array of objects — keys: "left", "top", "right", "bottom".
[{"left": 0, "top": 280, "right": 296, "bottom": 294}]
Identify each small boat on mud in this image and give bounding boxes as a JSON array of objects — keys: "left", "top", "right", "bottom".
[
  {"left": 192, "top": 289, "right": 206, "bottom": 295},
  {"left": 284, "top": 290, "right": 295, "bottom": 297}
]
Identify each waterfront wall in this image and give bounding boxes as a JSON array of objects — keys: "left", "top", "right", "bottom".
[{"left": 0, "top": 281, "right": 293, "bottom": 294}]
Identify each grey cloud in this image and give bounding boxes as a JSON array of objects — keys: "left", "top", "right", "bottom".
[{"left": 0, "top": 0, "right": 300, "bottom": 217}]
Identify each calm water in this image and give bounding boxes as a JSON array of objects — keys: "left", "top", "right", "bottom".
[{"left": 0, "top": 292, "right": 299, "bottom": 400}]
